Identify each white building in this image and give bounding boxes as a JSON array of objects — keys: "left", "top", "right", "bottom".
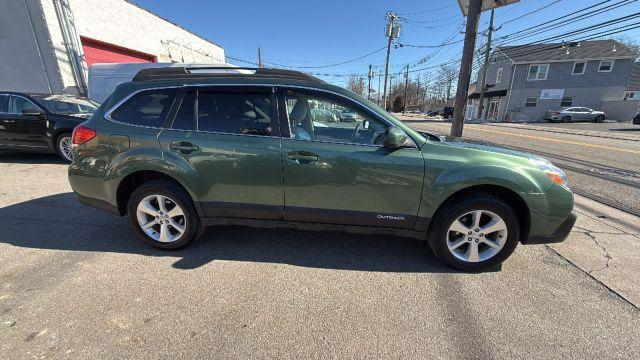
[{"left": 0, "top": 0, "right": 225, "bottom": 96}]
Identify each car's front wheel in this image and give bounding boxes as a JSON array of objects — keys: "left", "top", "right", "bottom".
[
  {"left": 127, "top": 179, "right": 201, "bottom": 249},
  {"left": 595, "top": 115, "right": 604, "bottom": 123},
  {"left": 427, "top": 193, "right": 520, "bottom": 272}
]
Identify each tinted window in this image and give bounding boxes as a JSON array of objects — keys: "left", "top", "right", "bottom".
[
  {"left": 197, "top": 92, "right": 272, "bottom": 136},
  {"left": 110, "top": 89, "right": 176, "bottom": 127},
  {"left": 285, "top": 91, "right": 388, "bottom": 145},
  {"left": 172, "top": 92, "right": 196, "bottom": 130},
  {"left": 32, "top": 95, "right": 98, "bottom": 115},
  {"left": 0, "top": 94, "right": 8, "bottom": 113},
  {"left": 8, "top": 96, "right": 41, "bottom": 114}
]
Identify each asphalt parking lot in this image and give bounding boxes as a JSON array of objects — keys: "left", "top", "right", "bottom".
[{"left": 1, "top": 151, "right": 639, "bottom": 358}]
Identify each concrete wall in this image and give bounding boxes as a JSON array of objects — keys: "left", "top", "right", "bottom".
[
  {"left": 0, "top": 0, "right": 65, "bottom": 93},
  {"left": 505, "top": 59, "right": 635, "bottom": 121},
  {"left": 600, "top": 100, "right": 640, "bottom": 120}
]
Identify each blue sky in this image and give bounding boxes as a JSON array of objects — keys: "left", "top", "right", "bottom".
[{"left": 132, "top": 0, "right": 640, "bottom": 86}]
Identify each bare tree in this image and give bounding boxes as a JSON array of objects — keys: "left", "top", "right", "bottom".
[{"left": 346, "top": 75, "right": 366, "bottom": 96}]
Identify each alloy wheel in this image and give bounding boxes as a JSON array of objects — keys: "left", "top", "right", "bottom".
[
  {"left": 58, "top": 136, "right": 74, "bottom": 161},
  {"left": 135, "top": 194, "right": 186, "bottom": 243},
  {"left": 446, "top": 210, "right": 508, "bottom": 263}
]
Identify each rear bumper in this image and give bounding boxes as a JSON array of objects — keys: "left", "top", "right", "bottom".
[{"left": 524, "top": 211, "right": 576, "bottom": 244}]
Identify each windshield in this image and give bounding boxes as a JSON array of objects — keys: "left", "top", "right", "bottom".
[{"left": 33, "top": 95, "right": 99, "bottom": 116}]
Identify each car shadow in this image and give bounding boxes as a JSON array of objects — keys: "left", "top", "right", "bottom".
[
  {"left": 0, "top": 193, "right": 460, "bottom": 273},
  {"left": 609, "top": 128, "right": 640, "bottom": 132},
  {"left": 0, "top": 151, "right": 65, "bottom": 164}
]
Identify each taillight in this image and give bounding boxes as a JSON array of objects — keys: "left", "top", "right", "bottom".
[{"left": 72, "top": 125, "right": 96, "bottom": 145}]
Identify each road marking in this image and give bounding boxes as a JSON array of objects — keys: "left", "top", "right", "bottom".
[{"left": 467, "top": 126, "right": 640, "bottom": 155}]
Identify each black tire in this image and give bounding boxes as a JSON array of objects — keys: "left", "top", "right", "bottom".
[
  {"left": 55, "top": 132, "right": 73, "bottom": 163},
  {"left": 561, "top": 116, "right": 571, "bottom": 123},
  {"left": 427, "top": 193, "right": 520, "bottom": 272},
  {"left": 595, "top": 115, "right": 604, "bottom": 123},
  {"left": 127, "top": 179, "right": 201, "bottom": 249}
]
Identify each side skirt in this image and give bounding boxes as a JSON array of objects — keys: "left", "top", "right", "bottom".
[{"left": 200, "top": 217, "right": 428, "bottom": 241}]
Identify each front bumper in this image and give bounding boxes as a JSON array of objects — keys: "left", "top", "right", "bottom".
[{"left": 523, "top": 211, "right": 576, "bottom": 244}]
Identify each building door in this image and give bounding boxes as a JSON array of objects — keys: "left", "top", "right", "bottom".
[
  {"left": 487, "top": 99, "right": 501, "bottom": 121},
  {"left": 81, "top": 37, "right": 156, "bottom": 67}
]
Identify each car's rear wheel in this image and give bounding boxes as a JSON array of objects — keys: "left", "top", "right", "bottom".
[
  {"left": 56, "top": 132, "right": 73, "bottom": 163},
  {"left": 595, "top": 115, "right": 604, "bottom": 123},
  {"left": 127, "top": 179, "right": 201, "bottom": 249},
  {"left": 561, "top": 116, "right": 571, "bottom": 123},
  {"left": 427, "top": 193, "right": 520, "bottom": 272}
]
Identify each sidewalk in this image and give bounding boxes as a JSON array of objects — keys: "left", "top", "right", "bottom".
[{"left": 550, "top": 194, "right": 640, "bottom": 308}]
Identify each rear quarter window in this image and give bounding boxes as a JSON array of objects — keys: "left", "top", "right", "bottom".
[{"left": 109, "top": 89, "right": 177, "bottom": 127}]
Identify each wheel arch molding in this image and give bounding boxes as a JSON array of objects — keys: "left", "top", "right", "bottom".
[{"left": 112, "top": 166, "right": 201, "bottom": 217}]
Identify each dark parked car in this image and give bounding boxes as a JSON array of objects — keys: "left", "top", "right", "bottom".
[
  {"left": 633, "top": 112, "right": 640, "bottom": 125},
  {"left": 441, "top": 107, "right": 454, "bottom": 119},
  {"left": 69, "top": 67, "right": 575, "bottom": 272},
  {"left": 0, "top": 92, "right": 99, "bottom": 161}
]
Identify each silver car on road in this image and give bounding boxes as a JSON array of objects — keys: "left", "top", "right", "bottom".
[{"left": 544, "top": 107, "right": 606, "bottom": 123}]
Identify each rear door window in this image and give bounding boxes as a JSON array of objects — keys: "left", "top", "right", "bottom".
[
  {"left": 0, "top": 94, "right": 8, "bottom": 113},
  {"left": 8, "top": 96, "right": 41, "bottom": 114},
  {"left": 110, "top": 89, "right": 177, "bottom": 127},
  {"left": 171, "top": 91, "right": 196, "bottom": 131},
  {"left": 197, "top": 91, "right": 273, "bottom": 136}
]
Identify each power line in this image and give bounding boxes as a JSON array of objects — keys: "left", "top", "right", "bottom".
[
  {"left": 497, "top": 0, "right": 564, "bottom": 27},
  {"left": 262, "top": 46, "right": 387, "bottom": 69},
  {"left": 396, "top": 4, "right": 458, "bottom": 16}
]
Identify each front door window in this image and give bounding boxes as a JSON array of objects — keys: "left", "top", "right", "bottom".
[{"left": 284, "top": 92, "right": 388, "bottom": 146}]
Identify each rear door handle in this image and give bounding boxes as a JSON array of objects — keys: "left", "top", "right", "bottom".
[
  {"left": 170, "top": 141, "right": 200, "bottom": 154},
  {"left": 287, "top": 151, "right": 318, "bottom": 164}
]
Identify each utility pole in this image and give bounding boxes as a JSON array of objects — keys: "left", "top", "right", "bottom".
[
  {"left": 403, "top": 64, "right": 409, "bottom": 114},
  {"left": 367, "top": 65, "right": 373, "bottom": 100},
  {"left": 451, "top": 0, "right": 482, "bottom": 137},
  {"left": 377, "top": 72, "right": 382, "bottom": 106},
  {"left": 476, "top": 8, "right": 495, "bottom": 121},
  {"left": 383, "top": 12, "right": 400, "bottom": 111},
  {"left": 258, "top": 47, "right": 263, "bottom": 68}
]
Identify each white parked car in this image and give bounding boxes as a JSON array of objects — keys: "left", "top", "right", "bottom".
[{"left": 544, "top": 107, "right": 606, "bottom": 123}]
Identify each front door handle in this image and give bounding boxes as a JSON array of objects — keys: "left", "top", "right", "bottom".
[
  {"left": 287, "top": 151, "right": 318, "bottom": 164},
  {"left": 170, "top": 141, "right": 200, "bottom": 154}
]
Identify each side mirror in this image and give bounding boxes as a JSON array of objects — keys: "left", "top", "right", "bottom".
[
  {"left": 21, "top": 109, "right": 44, "bottom": 117},
  {"left": 383, "top": 126, "right": 408, "bottom": 149}
]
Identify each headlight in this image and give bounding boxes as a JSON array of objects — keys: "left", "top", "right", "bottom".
[{"left": 530, "top": 158, "right": 569, "bottom": 187}]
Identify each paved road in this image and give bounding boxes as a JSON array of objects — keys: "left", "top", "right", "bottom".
[
  {"left": 525, "top": 120, "right": 639, "bottom": 133},
  {"left": 1, "top": 153, "right": 639, "bottom": 358},
  {"left": 401, "top": 117, "right": 640, "bottom": 213}
]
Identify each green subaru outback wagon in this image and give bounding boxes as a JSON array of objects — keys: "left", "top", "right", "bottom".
[{"left": 68, "top": 67, "right": 575, "bottom": 271}]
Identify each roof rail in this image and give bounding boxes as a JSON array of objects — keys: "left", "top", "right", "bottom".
[{"left": 132, "top": 66, "right": 324, "bottom": 83}]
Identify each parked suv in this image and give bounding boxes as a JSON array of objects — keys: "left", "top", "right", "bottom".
[
  {"left": 68, "top": 67, "right": 575, "bottom": 271},
  {"left": 0, "top": 92, "right": 98, "bottom": 161}
]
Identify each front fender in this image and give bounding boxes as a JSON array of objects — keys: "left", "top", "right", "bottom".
[{"left": 418, "top": 163, "right": 552, "bottom": 221}]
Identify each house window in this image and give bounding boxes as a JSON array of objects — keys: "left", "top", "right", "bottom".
[
  {"left": 572, "top": 62, "right": 586, "bottom": 75},
  {"left": 528, "top": 64, "right": 549, "bottom": 80},
  {"left": 561, "top": 96, "right": 573, "bottom": 107},
  {"left": 496, "top": 68, "right": 503, "bottom": 83},
  {"left": 525, "top": 97, "right": 538, "bottom": 107},
  {"left": 624, "top": 91, "right": 640, "bottom": 100},
  {"left": 598, "top": 60, "right": 614, "bottom": 72}
]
